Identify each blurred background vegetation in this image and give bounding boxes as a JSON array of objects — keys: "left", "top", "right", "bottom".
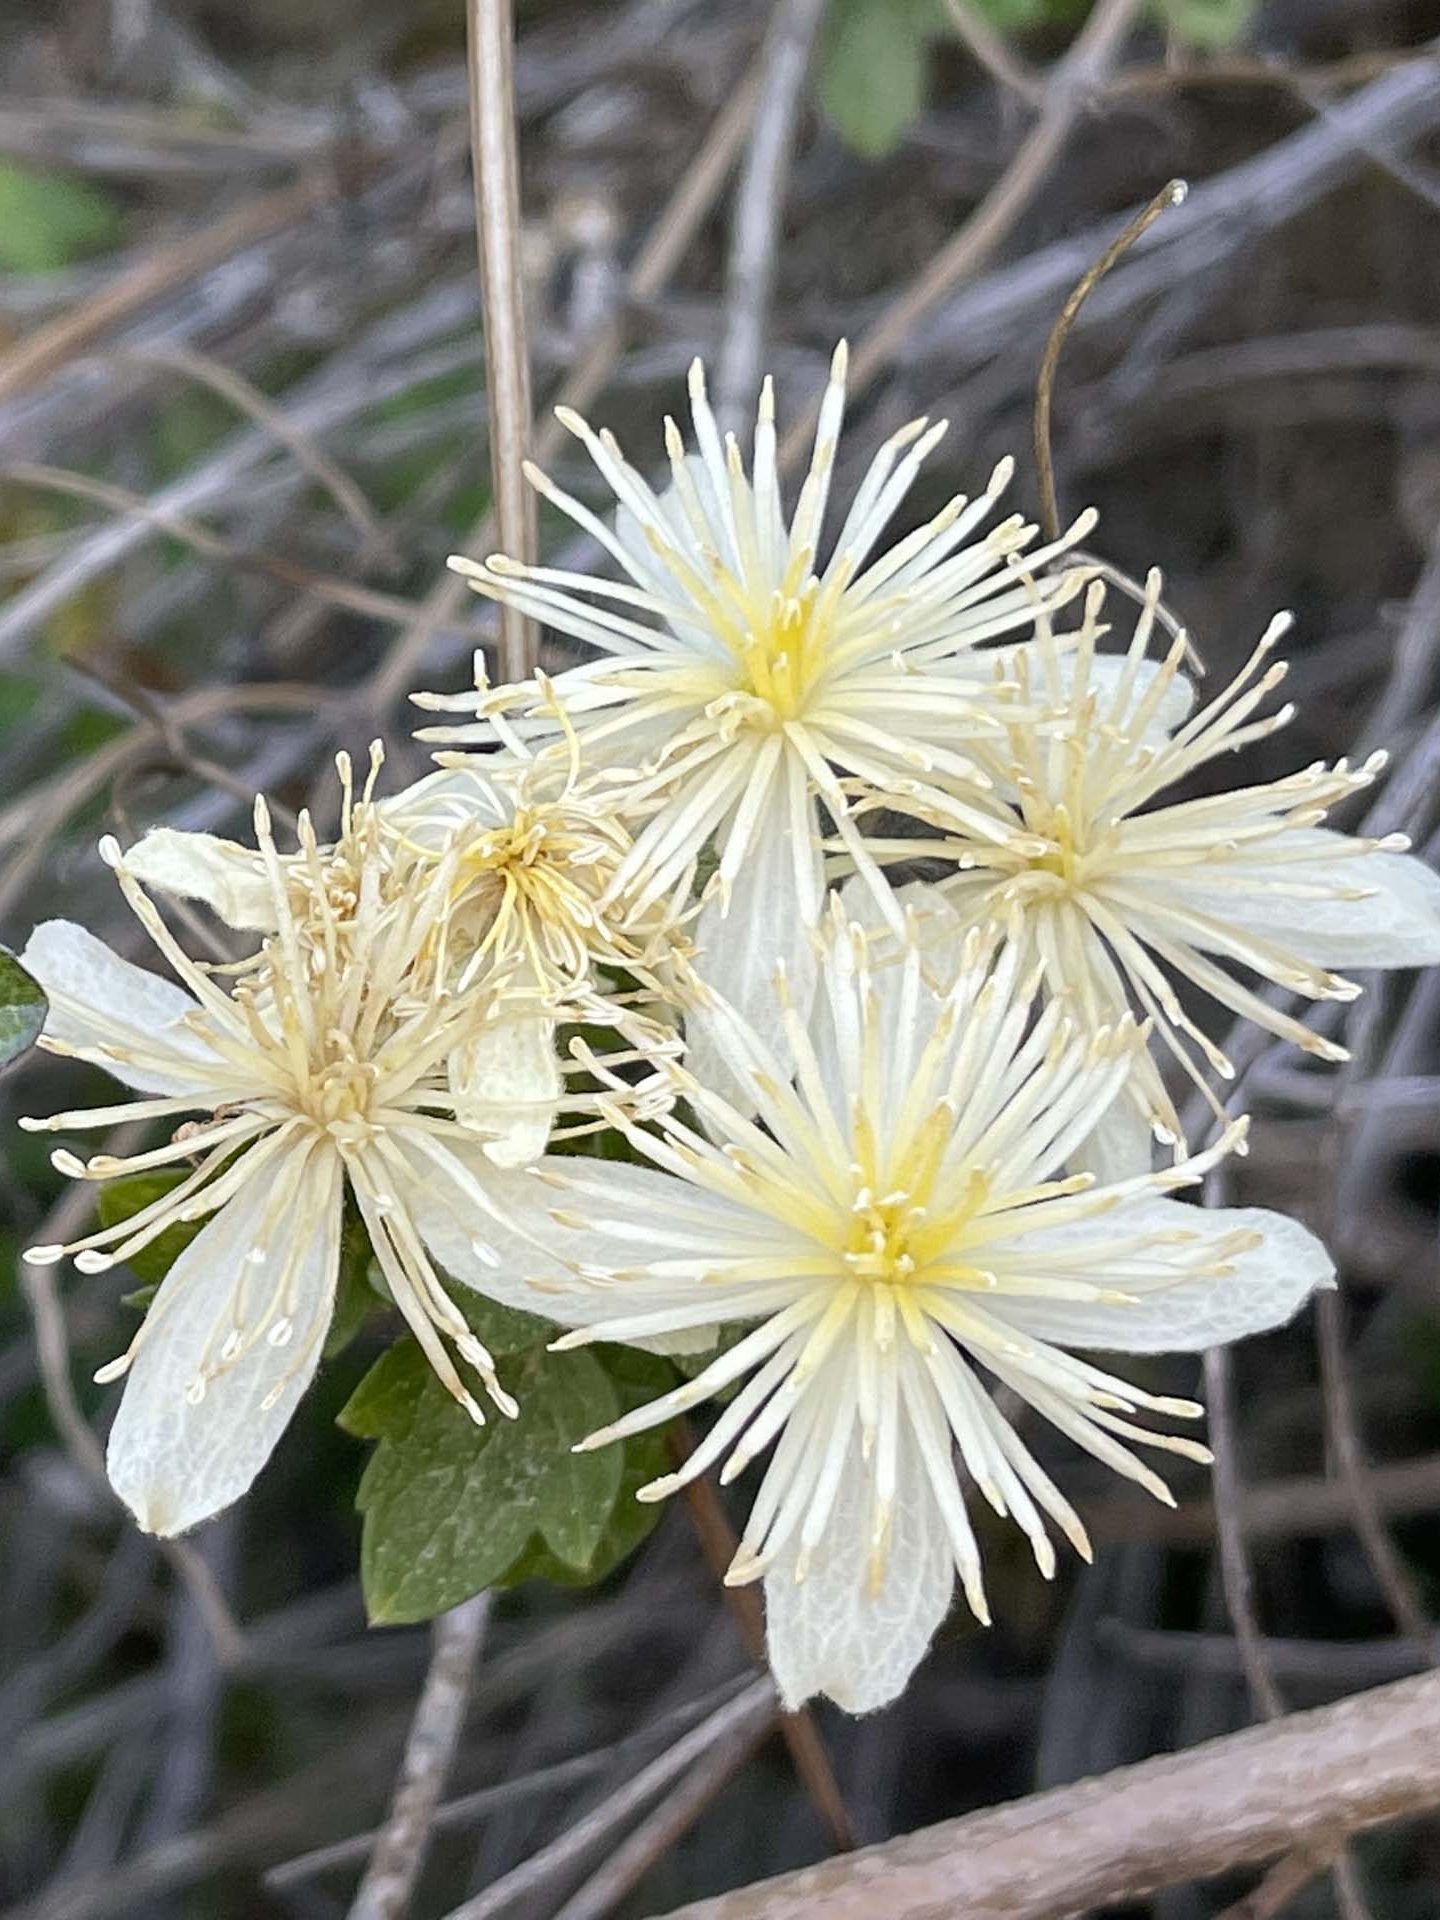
[{"left": 6, "top": 1, "right": 1440, "bottom": 1916}]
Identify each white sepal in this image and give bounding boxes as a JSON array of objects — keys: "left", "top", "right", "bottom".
[
  {"left": 21, "top": 920, "right": 222, "bottom": 1097},
  {"left": 993, "top": 1198, "right": 1333, "bottom": 1354},
  {"left": 106, "top": 1146, "right": 343, "bottom": 1536},
  {"left": 765, "top": 1429, "right": 953, "bottom": 1713},
  {"left": 122, "top": 828, "right": 277, "bottom": 930}
]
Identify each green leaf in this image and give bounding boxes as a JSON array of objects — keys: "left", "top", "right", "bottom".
[
  {"left": 0, "top": 945, "right": 46, "bottom": 1071},
  {"left": 95, "top": 1169, "right": 203, "bottom": 1285},
  {"left": 820, "top": 0, "right": 934, "bottom": 159},
  {"left": 458, "top": 1289, "right": 558, "bottom": 1357},
  {"left": 493, "top": 1346, "right": 678, "bottom": 1588},
  {"left": 1154, "top": 0, "right": 1255, "bottom": 44},
  {"left": 340, "top": 1339, "right": 625, "bottom": 1625},
  {"left": 497, "top": 1424, "right": 671, "bottom": 1588},
  {"left": 0, "top": 162, "right": 120, "bottom": 273}
]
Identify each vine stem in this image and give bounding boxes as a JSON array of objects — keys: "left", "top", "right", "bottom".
[{"left": 466, "top": 0, "right": 538, "bottom": 681}]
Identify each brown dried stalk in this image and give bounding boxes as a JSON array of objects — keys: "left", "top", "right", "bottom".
[
  {"left": 467, "top": 0, "right": 538, "bottom": 681},
  {"left": 346, "top": 1595, "right": 491, "bottom": 1920},
  {"left": 777, "top": 0, "right": 1145, "bottom": 472},
  {"left": 650, "top": 1668, "right": 1440, "bottom": 1920}
]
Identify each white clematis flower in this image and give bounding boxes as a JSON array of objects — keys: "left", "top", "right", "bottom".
[
  {"left": 867, "top": 574, "right": 1440, "bottom": 1177},
  {"left": 17, "top": 786, "right": 670, "bottom": 1537},
  {"left": 380, "top": 739, "right": 694, "bottom": 1163},
  {"left": 495, "top": 897, "right": 1332, "bottom": 1712},
  {"left": 121, "top": 741, "right": 685, "bottom": 1169},
  {"left": 413, "top": 344, "right": 1093, "bottom": 1099}
]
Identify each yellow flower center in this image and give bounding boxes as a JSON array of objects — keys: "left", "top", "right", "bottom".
[
  {"left": 1031, "top": 839, "right": 1081, "bottom": 890},
  {"left": 734, "top": 584, "right": 826, "bottom": 723},
  {"left": 842, "top": 1190, "right": 919, "bottom": 1284},
  {"left": 829, "top": 1134, "right": 995, "bottom": 1296},
  {"left": 1010, "top": 800, "right": 1097, "bottom": 899},
  {"left": 302, "top": 1053, "right": 376, "bottom": 1136},
  {"left": 457, "top": 812, "right": 548, "bottom": 877}
]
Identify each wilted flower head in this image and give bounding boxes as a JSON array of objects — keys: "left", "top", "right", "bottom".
[
  {"left": 414, "top": 345, "right": 1093, "bottom": 1091},
  {"left": 867, "top": 576, "right": 1440, "bottom": 1178},
  {"left": 380, "top": 731, "right": 695, "bottom": 1163},
  {"left": 382, "top": 710, "right": 691, "bottom": 1004},
  {"left": 494, "top": 895, "right": 1332, "bottom": 1711},
  {"left": 18, "top": 764, "right": 671, "bottom": 1535}
]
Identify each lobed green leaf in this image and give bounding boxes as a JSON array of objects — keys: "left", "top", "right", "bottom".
[{"left": 340, "top": 1338, "right": 627, "bottom": 1625}]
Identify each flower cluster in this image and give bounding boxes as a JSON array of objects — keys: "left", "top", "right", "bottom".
[{"left": 17, "top": 352, "right": 1440, "bottom": 1712}]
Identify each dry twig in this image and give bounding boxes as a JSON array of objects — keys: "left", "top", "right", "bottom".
[
  {"left": 1202, "top": 1339, "right": 1283, "bottom": 1722},
  {"left": 942, "top": 0, "right": 1041, "bottom": 106},
  {"left": 778, "top": 0, "right": 1145, "bottom": 469},
  {"left": 1032, "top": 178, "right": 1186, "bottom": 541},
  {"left": 547, "top": 1708, "right": 776, "bottom": 1920},
  {"left": 437, "top": 1679, "right": 776, "bottom": 1920},
  {"left": 347, "top": 1594, "right": 492, "bottom": 1920},
  {"left": 714, "top": 0, "right": 828, "bottom": 433},
  {"left": 0, "top": 464, "right": 478, "bottom": 645},
  {"left": 361, "top": 58, "right": 760, "bottom": 719},
  {"left": 466, "top": 0, "right": 537, "bottom": 681},
  {"left": 0, "top": 174, "right": 347, "bottom": 406},
  {"left": 1088, "top": 1448, "right": 1440, "bottom": 1548},
  {"left": 1211, "top": 1851, "right": 1322, "bottom": 1920},
  {"left": 1315, "top": 1290, "right": 1431, "bottom": 1650},
  {"left": 118, "top": 342, "right": 397, "bottom": 567},
  {"left": 649, "top": 1668, "right": 1440, "bottom": 1920},
  {"left": 263, "top": 1679, "right": 757, "bottom": 1893}
]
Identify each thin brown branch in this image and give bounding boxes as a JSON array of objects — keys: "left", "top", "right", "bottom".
[
  {"left": 438, "top": 1679, "right": 776, "bottom": 1920},
  {"left": 777, "top": 0, "right": 1145, "bottom": 471},
  {"left": 1199, "top": 1332, "right": 1365, "bottom": 1906},
  {"left": 1097, "top": 1622, "right": 1437, "bottom": 1689},
  {"left": 1314, "top": 1289, "right": 1432, "bottom": 1650},
  {"left": 1212, "top": 1851, "right": 1322, "bottom": 1920},
  {"left": 262, "top": 1681, "right": 756, "bottom": 1894},
  {"left": 1032, "top": 177, "right": 1185, "bottom": 540},
  {"left": 1106, "top": 48, "right": 1420, "bottom": 99},
  {"left": 0, "top": 681, "right": 324, "bottom": 920},
  {"left": 118, "top": 342, "right": 397, "bottom": 567},
  {"left": 467, "top": 0, "right": 537, "bottom": 682},
  {"left": 0, "top": 464, "right": 482, "bottom": 640},
  {"left": 1087, "top": 1448, "right": 1440, "bottom": 1548},
  {"left": 714, "top": 0, "right": 827, "bottom": 432},
  {"left": 942, "top": 0, "right": 1042, "bottom": 105},
  {"left": 60, "top": 654, "right": 301, "bottom": 829},
  {"left": 1203, "top": 1342, "right": 1284, "bottom": 1721},
  {"left": 1201, "top": 1341, "right": 1370, "bottom": 1913},
  {"left": 0, "top": 173, "right": 346, "bottom": 405},
  {"left": 346, "top": 1593, "right": 491, "bottom": 1920},
  {"left": 671, "top": 1426, "right": 855, "bottom": 1854},
  {"left": 649, "top": 1668, "right": 1440, "bottom": 1920},
  {"left": 549, "top": 1708, "right": 775, "bottom": 1920},
  {"left": 360, "top": 59, "right": 759, "bottom": 720},
  {"left": 1361, "top": 508, "right": 1440, "bottom": 748}
]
